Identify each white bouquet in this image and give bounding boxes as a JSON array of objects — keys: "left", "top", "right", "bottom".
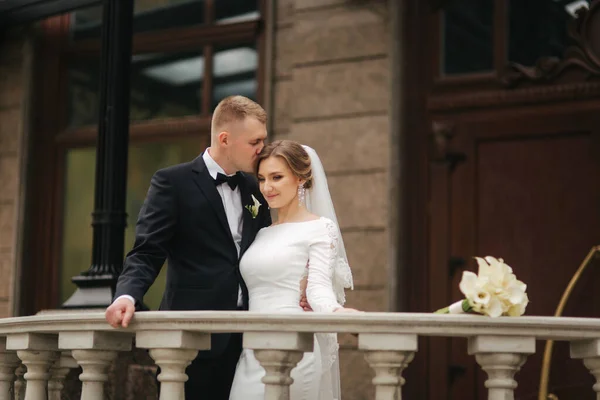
[{"left": 434, "top": 256, "right": 529, "bottom": 318}]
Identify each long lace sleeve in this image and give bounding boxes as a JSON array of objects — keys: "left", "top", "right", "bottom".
[
  {"left": 306, "top": 219, "right": 343, "bottom": 313},
  {"left": 305, "top": 219, "right": 344, "bottom": 400}
]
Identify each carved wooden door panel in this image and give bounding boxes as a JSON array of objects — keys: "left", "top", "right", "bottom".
[{"left": 413, "top": 1, "right": 600, "bottom": 399}]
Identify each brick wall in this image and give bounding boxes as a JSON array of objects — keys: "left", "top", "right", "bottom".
[
  {"left": 271, "top": 1, "right": 391, "bottom": 398},
  {"left": 0, "top": 28, "right": 32, "bottom": 318}
]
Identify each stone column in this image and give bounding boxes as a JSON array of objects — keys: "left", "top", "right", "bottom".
[
  {"left": 0, "top": 351, "right": 19, "bottom": 400},
  {"left": 13, "top": 363, "right": 25, "bottom": 400},
  {"left": 136, "top": 330, "right": 210, "bottom": 400},
  {"left": 48, "top": 352, "right": 78, "bottom": 400},
  {"left": 0, "top": 337, "right": 19, "bottom": 400},
  {"left": 7, "top": 333, "right": 59, "bottom": 400},
  {"left": 59, "top": 331, "right": 132, "bottom": 400},
  {"left": 468, "top": 335, "right": 535, "bottom": 400},
  {"left": 71, "top": 350, "right": 117, "bottom": 400},
  {"left": 571, "top": 338, "right": 600, "bottom": 399},
  {"left": 359, "top": 333, "right": 417, "bottom": 400},
  {"left": 244, "top": 332, "right": 313, "bottom": 400}
]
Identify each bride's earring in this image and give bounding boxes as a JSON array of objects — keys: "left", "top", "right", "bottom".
[{"left": 298, "top": 183, "right": 306, "bottom": 206}]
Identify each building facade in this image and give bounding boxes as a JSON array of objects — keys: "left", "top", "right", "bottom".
[{"left": 2, "top": 0, "right": 600, "bottom": 399}]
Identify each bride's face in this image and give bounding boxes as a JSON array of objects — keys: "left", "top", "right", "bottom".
[{"left": 257, "top": 156, "right": 303, "bottom": 209}]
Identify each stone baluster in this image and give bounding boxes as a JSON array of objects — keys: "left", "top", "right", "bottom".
[
  {"left": 570, "top": 338, "right": 600, "bottom": 399},
  {"left": 13, "top": 363, "right": 25, "bottom": 400},
  {"left": 59, "top": 331, "right": 132, "bottom": 400},
  {"left": 0, "top": 337, "right": 19, "bottom": 400},
  {"left": 468, "top": 335, "right": 535, "bottom": 400},
  {"left": 6, "top": 333, "right": 59, "bottom": 400},
  {"left": 48, "top": 351, "right": 79, "bottom": 400},
  {"left": 358, "top": 333, "right": 417, "bottom": 400},
  {"left": 136, "top": 330, "right": 210, "bottom": 400},
  {"left": 244, "top": 332, "right": 313, "bottom": 400}
]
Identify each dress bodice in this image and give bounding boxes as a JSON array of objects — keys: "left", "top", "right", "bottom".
[{"left": 239, "top": 217, "right": 342, "bottom": 313}]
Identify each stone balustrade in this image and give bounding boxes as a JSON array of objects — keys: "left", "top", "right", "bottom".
[{"left": 0, "top": 311, "right": 597, "bottom": 399}]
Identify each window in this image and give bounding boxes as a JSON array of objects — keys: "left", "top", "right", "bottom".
[
  {"left": 442, "top": 0, "right": 494, "bottom": 75},
  {"left": 60, "top": 140, "right": 204, "bottom": 308},
  {"left": 30, "top": 0, "right": 265, "bottom": 313},
  {"left": 440, "top": 0, "right": 589, "bottom": 77}
]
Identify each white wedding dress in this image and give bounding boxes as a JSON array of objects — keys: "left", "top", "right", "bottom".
[{"left": 228, "top": 216, "right": 345, "bottom": 400}]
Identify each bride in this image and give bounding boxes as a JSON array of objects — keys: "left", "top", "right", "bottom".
[{"left": 228, "top": 140, "right": 358, "bottom": 400}]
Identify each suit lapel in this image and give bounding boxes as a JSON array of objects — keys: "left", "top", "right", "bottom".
[{"left": 190, "top": 156, "right": 235, "bottom": 243}]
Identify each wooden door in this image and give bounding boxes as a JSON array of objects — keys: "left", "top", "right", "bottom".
[
  {"left": 429, "top": 107, "right": 600, "bottom": 399},
  {"left": 401, "top": 0, "right": 600, "bottom": 399}
]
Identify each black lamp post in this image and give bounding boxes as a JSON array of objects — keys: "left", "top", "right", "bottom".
[{"left": 62, "top": 0, "right": 134, "bottom": 308}]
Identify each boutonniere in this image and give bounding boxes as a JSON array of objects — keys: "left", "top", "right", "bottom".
[{"left": 245, "top": 194, "right": 261, "bottom": 219}]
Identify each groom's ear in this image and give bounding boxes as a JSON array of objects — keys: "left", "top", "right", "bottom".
[{"left": 217, "top": 131, "right": 229, "bottom": 145}]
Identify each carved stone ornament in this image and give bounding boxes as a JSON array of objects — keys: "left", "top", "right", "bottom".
[{"left": 500, "top": 0, "right": 600, "bottom": 88}]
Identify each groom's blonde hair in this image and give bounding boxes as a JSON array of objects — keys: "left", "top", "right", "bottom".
[
  {"left": 211, "top": 95, "right": 267, "bottom": 139},
  {"left": 257, "top": 140, "right": 313, "bottom": 189}
]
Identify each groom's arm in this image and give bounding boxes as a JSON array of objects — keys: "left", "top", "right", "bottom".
[{"left": 114, "top": 168, "right": 177, "bottom": 306}]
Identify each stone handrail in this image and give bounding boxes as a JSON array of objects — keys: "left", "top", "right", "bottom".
[{"left": 0, "top": 311, "right": 599, "bottom": 400}]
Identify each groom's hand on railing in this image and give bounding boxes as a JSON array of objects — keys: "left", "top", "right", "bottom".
[{"left": 105, "top": 297, "right": 135, "bottom": 328}]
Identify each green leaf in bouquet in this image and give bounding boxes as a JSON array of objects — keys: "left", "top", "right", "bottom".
[{"left": 462, "top": 299, "right": 473, "bottom": 313}]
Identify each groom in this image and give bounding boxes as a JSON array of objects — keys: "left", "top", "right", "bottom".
[{"left": 105, "top": 95, "right": 272, "bottom": 399}]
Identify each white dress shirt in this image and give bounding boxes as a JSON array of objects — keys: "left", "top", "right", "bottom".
[{"left": 116, "top": 148, "right": 244, "bottom": 307}]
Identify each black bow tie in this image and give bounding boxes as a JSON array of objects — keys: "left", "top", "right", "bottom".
[{"left": 214, "top": 172, "right": 240, "bottom": 190}]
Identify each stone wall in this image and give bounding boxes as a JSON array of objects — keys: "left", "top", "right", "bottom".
[
  {"left": 0, "top": 28, "right": 32, "bottom": 318},
  {"left": 272, "top": 1, "right": 391, "bottom": 398}
]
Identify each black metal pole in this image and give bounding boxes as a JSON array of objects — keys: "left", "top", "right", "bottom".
[{"left": 63, "top": 0, "right": 134, "bottom": 308}]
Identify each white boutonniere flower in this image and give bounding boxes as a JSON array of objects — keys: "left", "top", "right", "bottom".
[{"left": 245, "top": 194, "right": 261, "bottom": 219}]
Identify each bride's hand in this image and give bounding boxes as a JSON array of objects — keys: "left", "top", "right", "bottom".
[
  {"left": 299, "top": 276, "right": 313, "bottom": 311},
  {"left": 333, "top": 307, "right": 361, "bottom": 313}
]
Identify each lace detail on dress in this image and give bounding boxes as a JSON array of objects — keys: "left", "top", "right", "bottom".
[
  {"left": 317, "top": 219, "right": 353, "bottom": 380},
  {"left": 323, "top": 219, "right": 354, "bottom": 306}
]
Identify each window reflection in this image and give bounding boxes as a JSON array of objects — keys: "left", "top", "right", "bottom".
[
  {"left": 71, "top": 0, "right": 206, "bottom": 40},
  {"left": 216, "top": 0, "right": 259, "bottom": 24},
  {"left": 508, "top": 0, "right": 589, "bottom": 66},
  {"left": 442, "top": 0, "right": 494, "bottom": 75},
  {"left": 132, "top": 52, "right": 203, "bottom": 121},
  {"left": 212, "top": 44, "right": 258, "bottom": 109},
  {"left": 67, "top": 51, "right": 203, "bottom": 127},
  {"left": 60, "top": 140, "right": 204, "bottom": 309},
  {"left": 70, "top": 0, "right": 262, "bottom": 40}
]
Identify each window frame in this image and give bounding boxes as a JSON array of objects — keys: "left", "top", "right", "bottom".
[
  {"left": 427, "top": 0, "right": 592, "bottom": 106},
  {"left": 431, "top": 0, "right": 507, "bottom": 92}
]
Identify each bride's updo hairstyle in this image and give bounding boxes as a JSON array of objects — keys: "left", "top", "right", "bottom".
[{"left": 256, "top": 140, "right": 313, "bottom": 189}]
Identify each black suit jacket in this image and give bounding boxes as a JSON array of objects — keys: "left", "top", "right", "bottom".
[{"left": 114, "top": 155, "right": 271, "bottom": 357}]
